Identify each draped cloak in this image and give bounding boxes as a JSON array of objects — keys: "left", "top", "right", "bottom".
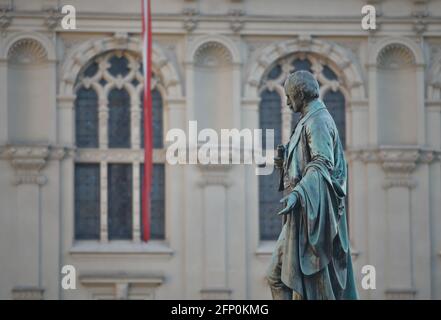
[{"left": 276, "top": 99, "right": 358, "bottom": 299}]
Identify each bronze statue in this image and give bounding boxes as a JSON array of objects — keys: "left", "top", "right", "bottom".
[{"left": 266, "top": 70, "right": 358, "bottom": 300}]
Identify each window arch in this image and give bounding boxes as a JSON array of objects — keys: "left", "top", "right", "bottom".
[
  {"left": 74, "top": 50, "right": 166, "bottom": 242},
  {"left": 258, "top": 53, "right": 347, "bottom": 240}
]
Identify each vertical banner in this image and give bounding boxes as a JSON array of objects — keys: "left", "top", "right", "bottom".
[{"left": 141, "top": 0, "right": 152, "bottom": 242}]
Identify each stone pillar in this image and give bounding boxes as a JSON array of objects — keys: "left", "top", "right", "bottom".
[
  {"left": 197, "top": 165, "right": 232, "bottom": 299},
  {"left": 379, "top": 148, "right": 419, "bottom": 299},
  {"left": 0, "top": 58, "right": 7, "bottom": 145},
  {"left": 4, "top": 146, "right": 49, "bottom": 299}
]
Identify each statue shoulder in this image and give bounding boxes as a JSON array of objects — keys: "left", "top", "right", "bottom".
[{"left": 305, "top": 108, "right": 335, "bottom": 133}]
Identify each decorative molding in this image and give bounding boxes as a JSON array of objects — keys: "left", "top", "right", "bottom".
[
  {"left": 7, "top": 38, "right": 48, "bottom": 64},
  {"left": 2, "top": 31, "right": 56, "bottom": 61},
  {"left": 0, "top": 4, "right": 12, "bottom": 30},
  {"left": 378, "top": 148, "right": 420, "bottom": 174},
  {"left": 377, "top": 43, "right": 416, "bottom": 69},
  {"left": 228, "top": 9, "right": 244, "bottom": 33},
  {"left": 194, "top": 41, "right": 233, "bottom": 67},
  {"left": 70, "top": 240, "right": 173, "bottom": 257},
  {"left": 412, "top": 0, "right": 429, "bottom": 35},
  {"left": 11, "top": 286, "right": 44, "bottom": 300},
  {"left": 1, "top": 145, "right": 49, "bottom": 185},
  {"left": 43, "top": 5, "right": 62, "bottom": 30},
  {"left": 74, "top": 50, "right": 159, "bottom": 105},
  {"left": 197, "top": 164, "right": 232, "bottom": 187},
  {"left": 182, "top": 8, "right": 198, "bottom": 33},
  {"left": 75, "top": 148, "right": 165, "bottom": 164},
  {"left": 0, "top": 145, "right": 71, "bottom": 185},
  {"left": 347, "top": 147, "right": 438, "bottom": 166},
  {"left": 60, "top": 36, "right": 182, "bottom": 99},
  {"left": 385, "top": 288, "right": 417, "bottom": 300},
  {"left": 347, "top": 147, "right": 439, "bottom": 189},
  {"left": 80, "top": 273, "right": 164, "bottom": 300},
  {"left": 186, "top": 34, "right": 241, "bottom": 65},
  {"left": 245, "top": 38, "right": 365, "bottom": 100},
  {"left": 368, "top": 37, "right": 425, "bottom": 68},
  {"left": 57, "top": 94, "right": 77, "bottom": 109},
  {"left": 382, "top": 178, "right": 417, "bottom": 189},
  {"left": 200, "top": 288, "right": 232, "bottom": 300}
]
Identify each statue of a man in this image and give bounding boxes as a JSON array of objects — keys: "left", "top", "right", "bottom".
[{"left": 266, "top": 70, "right": 358, "bottom": 300}]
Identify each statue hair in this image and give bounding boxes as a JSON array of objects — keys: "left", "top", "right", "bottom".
[{"left": 285, "top": 70, "right": 320, "bottom": 102}]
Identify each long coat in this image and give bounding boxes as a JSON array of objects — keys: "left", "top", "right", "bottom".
[{"left": 277, "top": 99, "right": 358, "bottom": 299}]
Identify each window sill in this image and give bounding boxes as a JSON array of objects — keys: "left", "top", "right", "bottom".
[
  {"left": 70, "top": 240, "right": 174, "bottom": 258},
  {"left": 255, "top": 241, "right": 277, "bottom": 257}
]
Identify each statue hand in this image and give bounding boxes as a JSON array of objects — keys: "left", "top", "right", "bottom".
[
  {"left": 277, "top": 192, "right": 298, "bottom": 215},
  {"left": 274, "top": 157, "right": 284, "bottom": 169},
  {"left": 274, "top": 144, "right": 285, "bottom": 169}
]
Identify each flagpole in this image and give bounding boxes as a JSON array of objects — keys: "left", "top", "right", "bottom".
[{"left": 141, "top": 0, "right": 152, "bottom": 242}]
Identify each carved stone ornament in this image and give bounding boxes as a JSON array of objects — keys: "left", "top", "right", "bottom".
[
  {"left": 0, "top": 145, "right": 69, "bottom": 185},
  {"left": 347, "top": 147, "right": 438, "bottom": 189},
  {"left": 0, "top": 5, "right": 12, "bottom": 30},
  {"left": 1, "top": 146, "right": 49, "bottom": 185},
  {"left": 182, "top": 8, "right": 198, "bottom": 33}
]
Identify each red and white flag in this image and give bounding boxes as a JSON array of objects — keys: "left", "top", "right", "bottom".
[{"left": 141, "top": 0, "right": 152, "bottom": 242}]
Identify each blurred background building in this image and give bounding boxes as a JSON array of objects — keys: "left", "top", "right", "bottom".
[{"left": 0, "top": 0, "right": 441, "bottom": 299}]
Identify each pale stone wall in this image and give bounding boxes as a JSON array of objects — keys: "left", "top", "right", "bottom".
[{"left": 0, "top": 0, "right": 440, "bottom": 299}]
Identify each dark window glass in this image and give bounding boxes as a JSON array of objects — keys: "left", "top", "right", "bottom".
[
  {"left": 259, "top": 89, "right": 281, "bottom": 150},
  {"left": 140, "top": 164, "right": 165, "bottom": 240},
  {"left": 323, "top": 89, "right": 346, "bottom": 148},
  {"left": 259, "top": 88, "right": 283, "bottom": 240},
  {"left": 259, "top": 169, "right": 283, "bottom": 240},
  {"left": 75, "top": 87, "right": 98, "bottom": 148},
  {"left": 108, "top": 88, "right": 131, "bottom": 148},
  {"left": 322, "top": 65, "right": 338, "bottom": 80},
  {"left": 267, "top": 64, "right": 282, "bottom": 80},
  {"left": 83, "top": 61, "right": 98, "bottom": 78},
  {"left": 131, "top": 77, "right": 140, "bottom": 88},
  {"left": 75, "top": 164, "right": 100, "bottom": 240},
  {"left": 108, "top": 164, "right": 132, "bottom": 240},
  {"left": 99, "top": 78, "right": 107, "bottom": 86},
  {"left": 108, "top": 55, "right": 129, "bottom": 77},
  {"left": 141, "top": 89, "right": 163, "bottom": 149},
  {"left": 292, "top": 58, "right": 312, "bottom": 73}
]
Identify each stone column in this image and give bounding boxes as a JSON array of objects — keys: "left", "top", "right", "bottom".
[
  {"left": 0, "top": 58, "right": 7, "bottom": 145},
  {"left": 4, "top": 146, "right": 49, "bottom": 299},
  {"left": 197, "top": 165, "right": 232, "bottom": 299},
  {"left": 379, "top": 148, "right": 419, "bottom": 299}
]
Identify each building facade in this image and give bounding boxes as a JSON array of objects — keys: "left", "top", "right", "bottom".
[{"left": 0, "top": 0, "right": 441, "bottom": 299}]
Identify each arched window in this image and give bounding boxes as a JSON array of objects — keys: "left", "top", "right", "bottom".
[
  {"left": 258, "top": 53, "right": 347, "bottom": 240},
  {"left": 75, "top": 87, "right": 98, "bottom": 148},
  {"left": 74, "top": 50, "right": 165, "bottom": 242},
  {"left": 108, "top": 88, "right": 131, "bottom": 148}
]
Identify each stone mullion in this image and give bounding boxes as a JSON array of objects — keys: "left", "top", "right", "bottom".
[
  {"left": 130, "top": 93, "right": 141, "bottom": 241},
  {"left": 98, "top": 98, "right": 109, "bottom": 149},
  {"left": 100, "top": 161, "right": 108, "bottom": 242},
  {"left": 132, "top": 161, "right": 141, "bottom": 242},
  {"left": 97, "top": 92, "right": 109, "bottom": 242}
]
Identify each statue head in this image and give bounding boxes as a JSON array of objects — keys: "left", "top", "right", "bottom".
[{"left": 284, "top": 70, "right": 320, "bottom": 113}]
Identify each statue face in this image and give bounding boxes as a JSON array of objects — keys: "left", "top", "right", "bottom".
[{"left": 284, "top": 82, "right": 304, "bottom": 113}]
